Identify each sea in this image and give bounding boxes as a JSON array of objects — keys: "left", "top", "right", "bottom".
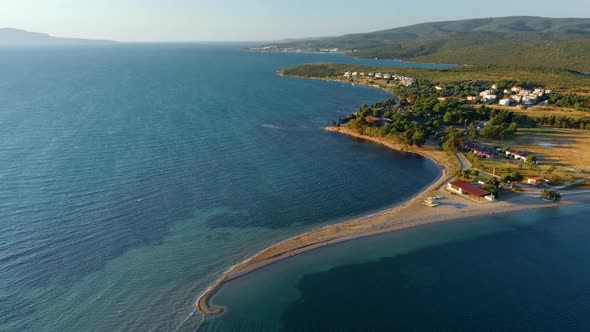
[{"left": 1, "top": 43, "right": 588, "bottom": 332}]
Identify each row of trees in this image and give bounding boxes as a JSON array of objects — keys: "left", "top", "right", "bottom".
[
  {"left": 535, "top": 114, "right": 590, "bottom": 130},
  {"left": 549, "top": 93, "right": 590, "bottom": 112}
]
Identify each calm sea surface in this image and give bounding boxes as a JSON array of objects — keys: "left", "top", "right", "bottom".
[
  {"left": 204, "top": 204, "right": 590, "bottom": 331},
  {"left": 0, "top": 44, "right": 444, "bottom": 331},
  {"left": 5, "top": 44, "right": 587, "bottom": 332}
]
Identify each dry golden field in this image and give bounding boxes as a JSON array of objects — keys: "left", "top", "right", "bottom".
[{"left": 474, "top": 127, "right": 590, "bottom": 185}]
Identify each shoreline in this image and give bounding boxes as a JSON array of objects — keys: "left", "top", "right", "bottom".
[
  {"left": 195, "top": 126, "right": 575, "bottom": 318},
  {"left": 277, "top": 70, "right": 397, "bottom": 96}
]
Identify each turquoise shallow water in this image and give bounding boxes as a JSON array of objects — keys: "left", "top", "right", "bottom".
[
  {"left": 204, "top": 204, "right": 590, "bottom": 331},
  {"left": 0, "top": 44, "right": 443, "bottom": 331}
]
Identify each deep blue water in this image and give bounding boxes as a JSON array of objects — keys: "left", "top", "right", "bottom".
[
  {"left": 205, "top": 204, "right": 590, "bottom": 331},
  {"left": 0, "top": 44, "right": 443, "bottom": 331}
]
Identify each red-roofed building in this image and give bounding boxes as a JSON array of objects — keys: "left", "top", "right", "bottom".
[
  {"left": 365, "top": 116, "right": 392, "bottom": 126},
  {"left": 447, "top": 180, "right": 495, "bottom": 201}
]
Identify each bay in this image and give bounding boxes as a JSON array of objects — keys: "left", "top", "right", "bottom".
[{"left": 0, "top": 43, "right": 442, "bottom": 331}]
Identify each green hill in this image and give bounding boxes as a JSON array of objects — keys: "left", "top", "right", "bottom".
[{"left": 255, "top": 17, "right": 590, "bottom": 70}]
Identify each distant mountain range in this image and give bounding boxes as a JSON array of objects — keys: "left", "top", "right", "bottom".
[
  {"left": 253, "top": 16, "right": 590, "bottom": 71},
  {"left": 0, "top": 28, "right": 114, "bottom": 45}
]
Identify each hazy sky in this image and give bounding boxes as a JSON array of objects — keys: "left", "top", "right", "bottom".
[{"left": 1, "top": 0, "right": 589, "bottom": 41}]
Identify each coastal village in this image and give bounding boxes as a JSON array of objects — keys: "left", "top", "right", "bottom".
[
  {"left": 476, "top": 85, "right": 551, "bottom": 106},
  {"left": 200, "top": 63, "right": 590, "bottom": 319},
  {"left": 344, "top": 70, "right": 552, "bottom": 107},
  {"left": 332, "top": 69, "right": 585, "bottom": 206},
  {"left": 344, "top": 71, "right": 416, "bottom": 86}
]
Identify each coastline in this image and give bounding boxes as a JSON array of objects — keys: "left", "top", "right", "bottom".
[
  {"left": 195, "top": 126, "right": 576, "bottom": 318},
  {"left": 277, "top": 70, "right": 396, "bottom": 96}
]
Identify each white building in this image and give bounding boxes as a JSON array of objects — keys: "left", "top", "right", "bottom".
[{"left": 499, "top": 98, "right": 512, "bottom": 106}]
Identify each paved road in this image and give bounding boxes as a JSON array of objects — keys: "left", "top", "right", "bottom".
[{"left": 456, "top": 152, "right": 472, "bottom": 170}]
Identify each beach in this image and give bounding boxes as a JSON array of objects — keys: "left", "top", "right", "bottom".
[{"left": 196, "top": 126, "right": 587, "bottom": 317}]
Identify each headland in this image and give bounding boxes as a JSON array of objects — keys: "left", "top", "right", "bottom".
[
  {"left": 197, "top": 63, "right": 590, "bottom": 317},
  {"left": 196, "top": 126, "right": 584, "bottom": 317}
]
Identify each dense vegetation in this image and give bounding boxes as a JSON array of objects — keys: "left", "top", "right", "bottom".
[
  {"left": 339, "top": 77, "right": 524, "bottom": 151},
  {"left": 260, "top": 17, "right": 590, "bottom": 71},
  {"left": 549, "top": 93, "right": 590, "bottom": 111},
  {"left": 535, "top": 115, "right": 590, "bottom": 130},
  {"left": 283, "top": 63, "right": 590, "bottom": 151}
]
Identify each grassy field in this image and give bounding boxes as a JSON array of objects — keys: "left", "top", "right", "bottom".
[
  {"left": 472, "top": 127, "right": 590, "bottom": 184},
  {"left": 488, "top": 105, "right": 590, "bottom": 119}
]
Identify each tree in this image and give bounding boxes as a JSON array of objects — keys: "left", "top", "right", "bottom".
[
  {"left": 546, "top": 165, "right": 557, "bottom": 176},
  {"left": 442, "top": 127, "right": 464, "bottom": 153},
  {"left": 482, "top": 184, "right": 499, "bottom": 198},
  {"left": 468, "top": 125, "right": 480, "bottom": 142},
  {"left": 412, "top": 130, "right": 427, "bottom": 147},
  {"left": 541, "top": 189, "right": 561, "bottom": 201},
  {"left": 501, "top": 174, "right": 512, "bottom": 186},
  {"left": 526, "top": 154, "right": 537, "bottom": 166},
  {"left": 510, "top": 171, "right": 523, "bottom": 189},
  {"left": 349, "top": 115, "right": 367, "bottom": 131},
  {"left": 485, "top": 177, "right": 500, "bottom": 187}
]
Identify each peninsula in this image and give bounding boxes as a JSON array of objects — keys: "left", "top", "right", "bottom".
[
  {"left": 197, "top": 125, "right": 589, "bottom": 316},
  {"left": 197, "top": 60, "right": 590, "bottom": 317},
  {"left": 198, "top": 16, "right": 590, "bottom": 318}
]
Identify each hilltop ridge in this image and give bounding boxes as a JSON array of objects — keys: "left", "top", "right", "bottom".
[{"left": 252, "top": 16, "right": 590, "bottom": 71}]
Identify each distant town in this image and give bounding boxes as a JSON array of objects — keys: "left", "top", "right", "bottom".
[{"left": 344, "top": 71, "right": 551, "bottom": 107}]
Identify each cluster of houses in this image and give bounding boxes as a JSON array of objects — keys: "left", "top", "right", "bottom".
[
  {"left": 465, "top": 84, "right": 552, "bottom": 106},
  {"left": 504, "top": 149, "right": 534, "bottom": 163},
  {"left": 343, "top": 71, "right": 416, "bottom": 86},
  {"left": 465, "top": 143, "right": 496, "bottom": 159},
  {"left": 501, "top": 86, "right": 551, "bottom": 106},
  {"left": 464, "top": 143, "right": 535, "bottom": 163}
]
